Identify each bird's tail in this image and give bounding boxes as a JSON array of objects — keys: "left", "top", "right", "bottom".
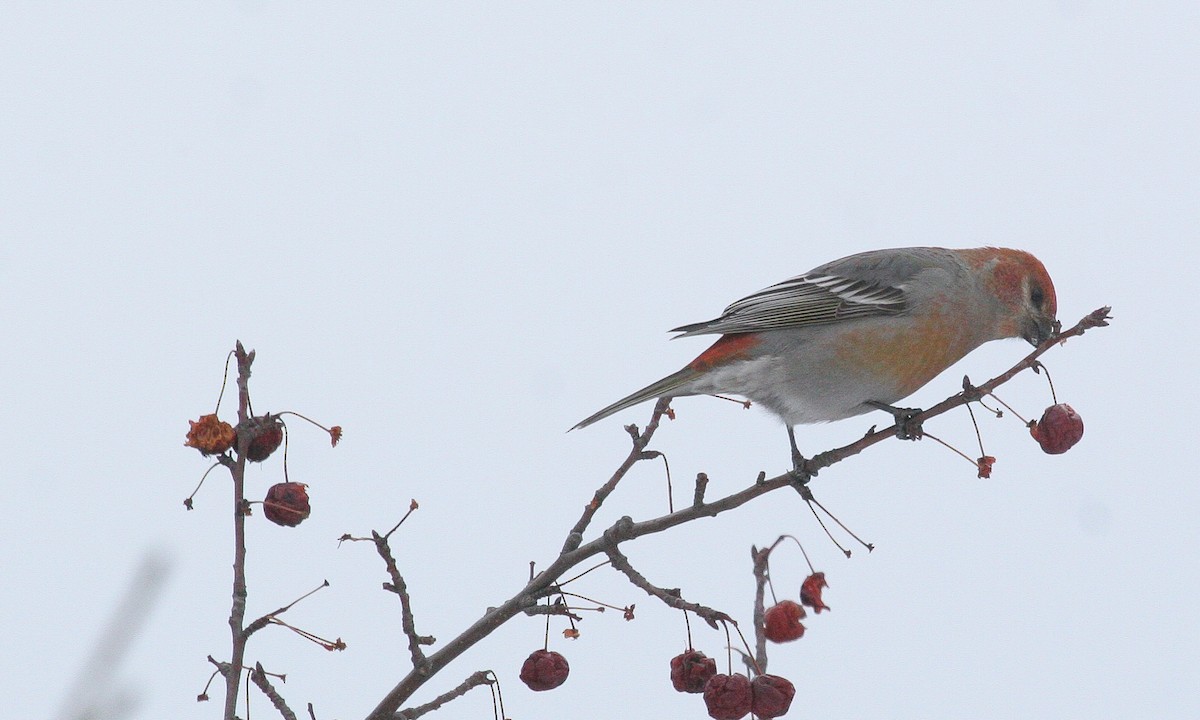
[{"left": 572, "top": 366, "right": 701, "bottom": 430}]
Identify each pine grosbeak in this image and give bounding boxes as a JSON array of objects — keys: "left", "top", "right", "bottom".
[{"left": 574, "top": 247, "right": 1057, "bottom": 469}]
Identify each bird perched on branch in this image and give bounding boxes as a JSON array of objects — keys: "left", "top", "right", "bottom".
[{"left": 574, "top": 246, "right": 1058, "bottom": 471}]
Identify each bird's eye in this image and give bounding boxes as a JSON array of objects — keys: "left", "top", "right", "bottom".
[{"left": 1030, "top": 284, "right": 1045, "bottom": 308}]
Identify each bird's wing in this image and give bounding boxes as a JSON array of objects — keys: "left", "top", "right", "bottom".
[{"left": 670, "top": 250, "right": 929, "bottom": 337}]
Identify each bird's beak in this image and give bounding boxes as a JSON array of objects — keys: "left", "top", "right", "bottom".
[{"left": 1023, "top": 313, "right": 1057, "bottom": 347}]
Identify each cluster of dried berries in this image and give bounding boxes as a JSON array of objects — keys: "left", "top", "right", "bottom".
[
  {"left": 763, "top": 571, "right": 829, "bottom": 645},
  {"left": 668, "top": 648, "right": 796, "bottom": 718},
  {"left": 186, "top": 411, "right": 341, "bottom": 528},
  {"left": 1029, "top": 403, "right": 1084, "bottom": 454},
  {"left": 185, "top": 413, "right": 285, "bottom": 461},
  {"left": 702, "top": 672, "right": 796, "bottom": 719}
]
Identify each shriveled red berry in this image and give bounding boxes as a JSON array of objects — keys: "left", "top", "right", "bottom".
[
  {"left": 800, "top": 571, "right": 830, "bottom": 614},
  {"left": 236, "top": 415, "right": 284, "bottom": 462},
  {"left": 763, "top": 600, "right": 806, "bottom": 643},
  {"left": 1029, "top": 403, "right": 1084, "bottom": 454},
  {"left": 703, "top": 673, "right": 752, "bottom": 720},
  {"left": 670, "top": 648, "right": 717, "bottom": 693},
  {"left": 750, "top": 674, "right": 796, "bottom": 719},
  {"left": 519, "top": 649, "right": 569, "bottom": 691},
  {"left": 185, "top": 413, "right": 236, "bottom": 456},
  {"left": 263, "top": 482, "right": 310, "bottom": 527}
]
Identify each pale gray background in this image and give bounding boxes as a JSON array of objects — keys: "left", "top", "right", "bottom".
[{"left": 2, "top": 3, "right": 1196, "bottom": 719}]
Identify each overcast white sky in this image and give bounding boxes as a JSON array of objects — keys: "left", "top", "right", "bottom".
[{"left": 2, "top": 3, "right": 1197, "bottom": 720}]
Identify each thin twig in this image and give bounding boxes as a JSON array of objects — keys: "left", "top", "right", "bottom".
[
  {"left": 243, "top": 581, "right": 332, "bottom": 639},
  {"left": 560, "top": 398, "right": 674, "bottom": 554},
  {"left": 250, "top": 662, "right": 297, "bottom": 720},
  {"left": 396, "top": 671, "right": 494, "bottom": 720},
  {"left": 603, "top": 543, "right": 732, "bottom": 629},
  {"left": 373, "top": 531, "right": 434, "bottom": 668}
]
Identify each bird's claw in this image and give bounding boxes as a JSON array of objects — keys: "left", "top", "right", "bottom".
[
  {"left": 790, "top": 470, "right": 814, "bottom": 497},
  {"left": 867, "top": 401, "right": 924, "bottom": 440},
  {"left": 787, "top": 425, "right": 815, "bottom": 485},
  {"left": 789, "top": 450, "right": 815, "bottom": 489}
]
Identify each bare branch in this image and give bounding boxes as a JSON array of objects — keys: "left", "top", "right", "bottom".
[
  {"left": 222, "top": 342, "right": 254, "bottom": 720},
  {"left": 250, "top": 662, "right": 297, "bottom": 720},
  {"left": 560, "top": 398, "right": 675, "bottom": 554},
  {"left": 395, "top": 671, "right": 494, "bottom": 720},
  {"left": 604, "top": 543, "right": 732, "bottom": 629},
  {"left": 355, "top": 308, "right": 1112, "bottom": 719},
  {"left": 372, "top": 531, "right": 434, "bottom": 668},
  {"left": 244, "top": 581, "right": 333, "bottom": 640}
]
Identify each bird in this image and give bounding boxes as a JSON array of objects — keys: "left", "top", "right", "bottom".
[{"left": 573, "top": 246, "right": 1058, "bottom": 471}]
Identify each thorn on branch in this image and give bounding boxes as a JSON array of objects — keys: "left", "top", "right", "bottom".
[{"left": 693, "top": 472, "right": 709, "bottom": 507}]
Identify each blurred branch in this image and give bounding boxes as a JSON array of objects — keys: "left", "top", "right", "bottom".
[{"left": 54, "top": 554, "right": 170, "bottom": 720}]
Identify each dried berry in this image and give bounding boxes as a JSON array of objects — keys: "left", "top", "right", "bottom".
[
  {"left": 519, "top": 649, "right": 569, "bottom": 691},
  {"left": 800, "top": 572, "right": 830, "bottom": 614},
  {"left": 670, "top": 649, "right": 717, "bottom": 693},
  {"left": 763, "top": 600, "right": 806, "bottom": 643},
  {"left": 703, "top": 673, "right": 752, "bottom": 720},
  {"left": 263, "top": 482, "right": 310, "bottom": 527},
  {"left": 185, "top": 414, "right": 236, "bottom": 456},
  {"left": 1029, "top": 403, "right": 1084, "bottom": 454},
  {"left": 236, "top": 415, "right": 284, "bottom": 462},
  {"left": 750, "top": 674, "right": 796, "bottom": 719}
]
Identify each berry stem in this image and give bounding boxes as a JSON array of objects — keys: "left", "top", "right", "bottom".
[
  {"left": 214, "top": 349, "right": 235, "bottom": 415},
  {"left": 785, "top": 535, "right": 817, "bottom": 575},
  {"left": 985, "top": 392, "right": 1030, "bottom": 425},
  {"left": 383, "top": 501, "right": 420, "bottom": 540},
  {"left": 1034, "top": 361, "right": 1060, "bottom": 404},
  {"left": 965, "top": 402, "right": 987, "bottom": 459}
]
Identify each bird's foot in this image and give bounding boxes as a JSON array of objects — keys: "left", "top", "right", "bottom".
[
  {"left": 790, "top": 470, "right": 814, "bottom": 499},
  {"left": 787, "top": 426, "right": 815, "bottom": 486},
  {"left": 867, "top": 400, "right": 924, "bottom": 440}
]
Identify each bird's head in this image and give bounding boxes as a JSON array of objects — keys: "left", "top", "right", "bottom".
[{"left": 975, "top": 248, "right": 1059, "bottom": 347}]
